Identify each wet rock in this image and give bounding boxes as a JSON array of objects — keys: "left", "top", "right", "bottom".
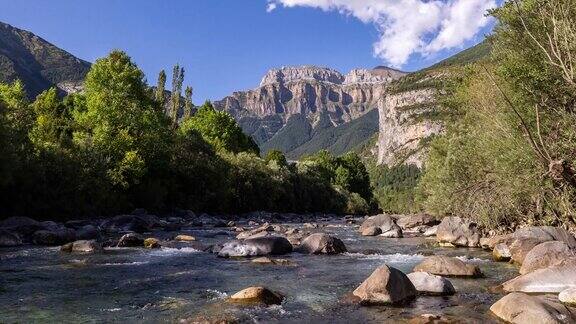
[
  {"left": 32, "top": 228, "right": 76, "bottom": 246},
  {"left": 490, "top": 292, "right": 575, "bottom": 323},
  {"left": 509, "top": 237, "right": 547, "bottom": 265},
  {"left": 502, "top": 263, "right": 576, "bottom": 293},
  {"left": 361, "top": 226, "right": 382, "bottom": 236},
  {"left": 423, "top": 225, "right": 438, "bottom": 237},
  {"left": 303, "top": 222, "right": 319, "bottom": 229},
  {"left": 175, "top": 234, "right": 196, "bottom": 242},
  {"left": 100, "top": 215, "right": 156, "bottom": 233},
  {"left": 520, "top": 241, "right": 576, "bottom": 274},
  {"left": 436, "top": 217, "right": 481, "bottom": 247},
  {"left": 407, "top": 272, "right": 455, "bottom": 295},
  {"left": 229, "top": 286, "right": 284, "bottom": 305},
  {"left": 380, "top": 225, "right": 403, "bottom": 238},
  {"left": 559, "top": 288, "right": 576, "bottom": 306},
  {"left": 413, "top": 256, "right": 483, "bottom": 278},
  {"left": 0, "top": 216, "right": 42, "bottom": 237},
  {"left": 117, "top": 233, "right": 144, "bottom": 247},
  {"left": 298, "top": 233, "right": 347, "bottom": 255},
  {"left": 251, "top": 257, "right": 296, "bottom": 266},
  {"left": 353, "top": 264, "right": 416, "bottom": 305},
  {"left": 513, "top": 226, "right": 576, "bottom": 248},
  {"left": 236, "top": 223, "right": 274, "bottom": 240},
  {"left": 0, "top": 229, "right": 22, "bottom": 247},
  {"left": 144, "top": 238, "right": 161, "bottom": 249},
  {"left": 218, "top": 237, "right": 292, "bottom": 257},
  {"left": 493, "top": 243, "right": 512, "bottom": 262},
  {"left": 359, "top": 215, "right": 401, "bottom": 236},
  {"left": 65, "top": 220, "right": 92, "bottom": 229},
  {"left": 60, "top": 240, "right": 103, "bottom": 253},
  {"left": 76, "top": 225, "right": 99, "bottom": 240},
  {"left": 397, "top": 214, "right": 439, "bottom": 230}
]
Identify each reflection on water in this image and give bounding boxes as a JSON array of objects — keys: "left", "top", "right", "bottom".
[{"left": 0, "top": 219, "right": 518, "bottom": 323}]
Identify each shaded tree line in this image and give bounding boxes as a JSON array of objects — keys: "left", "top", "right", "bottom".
[{"left": 0, "top": 51, "right": 373, "bottom": 220}]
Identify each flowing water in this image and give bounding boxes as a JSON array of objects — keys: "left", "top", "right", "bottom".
[{"left": 0, "top": 219, "right": 518, "bottom": 323}]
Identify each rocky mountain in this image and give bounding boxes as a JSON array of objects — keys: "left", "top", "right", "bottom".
[
  {"left": 214, "top": 65, "right": 406, "bottom": 158},
  {"left": 0, "top": 21, "right": 90, "bottom": 98}
]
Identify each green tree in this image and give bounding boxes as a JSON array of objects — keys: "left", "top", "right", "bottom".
[
  {"left": 29, "top": 88, "right": 74, "bottom": 150},
  {"left": 265, "top": 149, "right": 288, "bottom": 168},
  {"left": 156, "top": 69, "right": 166, "bottom": 104},
  {"left": 180, "top": 101, "right": 259, "bottom": 155},
  {"left": 184, "top": 86, "right": 193, "bottom": 119},
  {"left": 171, "top": 65, "right": 184, "bottom": 125},
  {"left": 74, "top": 50, "right": 171, "bottom": 189}
]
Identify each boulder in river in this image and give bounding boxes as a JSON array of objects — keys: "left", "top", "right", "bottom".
[
  {"left": 359, "top": 215, "right": 403, "bottom": 238},
  {"left": 396, "top": 214, "right": 439, "bottom": 230},
  {"left": 361, "top": 226, "right": 382, "bottom": 236},
  {"left": 0, "top": 229, "right": 22, "bottom": 247},
  {"left": 76, "top": 225, "right": 99, "bottom": 240},
  {"left": 100, "top": 214, "right": 160, "bottom": 233},
  {"left": 0, "top": 216, "right": 43, "bottom": 237},
  {"left": 298, "top": 233, "right": 347, "bottom": 254},
  {"left": 32, "top": 228, "right": 76, "bottom": 246},
  {"left": 436, "top": 217, "right": 481, "bottom": 247},
  {"left": 117, "top": 233, "right": 144, "bottom": 247},
  {"left": 493, "top": 243, "right": 512, "bottom": 262},
  {"left": 502, "top": 263, "right": 576, "bottom": 293},
  {"left": 353, "top": 264, "right": 416, "bottom": 305},
  {"left": 144, "top": 238, "right": 161, "bottom": 249},
  {"left": 380, "top": 225, "right": 403, "bottom": 238},
  {"left": 520, "top": 241, "right": 576, "bottom": 274},
  {"left": 175, "top": 234, "right": 196, "bottom": 242},
  {"left": 490, "top": 292, "right": 575, "bottom": 324},
  {"left": 229, "top": 286, "right": 284, "bottom": 305},
  {"left": 559, "top": 288, "right": 576, "bottom": 306},
  {"left": 423, "top": 225, "right": 438, "bottom": 237},
  {"left": 61, "top": 240, "right": 103, "bottom": 253},
  {"left": 413, "top": 256, "right": 483, "bottom": 278},
  {"left": 407, "top": 272, "right": 455, "bottom": 296},
  {"left": 218, "top": 236, "right": 292, "bottom": 257},
  {"left": 509, "top": 237, "right": 548, "bottom": 265},
  {"left": 513, "top": 226, "right": 576, "bottom": 249}
]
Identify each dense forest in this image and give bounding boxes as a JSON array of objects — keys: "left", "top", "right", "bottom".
[{"left": 0, "top": 51, "right": 373, "bottom": 219}]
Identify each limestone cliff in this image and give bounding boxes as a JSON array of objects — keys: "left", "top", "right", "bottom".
[
  {"left": 377, "top": 75, "right": 444, "bottom": 167},
  {"left": 214, "top": 65, "right": 406, "bottom": 157}
]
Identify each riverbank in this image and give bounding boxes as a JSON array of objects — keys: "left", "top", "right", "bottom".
[{"left": 0, "top": 212, "right": 575, "bottom": 323}]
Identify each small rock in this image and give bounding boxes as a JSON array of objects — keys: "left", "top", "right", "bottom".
[
  {"left": 229, "top": 287, "right": 284, "bottom": 305},
  {"left": 423, "top": 225, "right": 438, "bottom": 237},
  {"left": 407, "top": 272, "right": 455, "bottom": 295},
  {"left": 298, "top": 233, "right": 347, "bottom": 255},
  {"left": 559, "top": 288, "right": 576, "bottom": 306},
  {"left": 353, "top": 264, "right": 416, "bottom": 305},
  {"left": 117, "top": 233, "right": 144, "bottom": 247},
  {"left": 413, "top": 256, "right": 483, "bottom": 278},
  {"left": 144, "top": 238, "right": 161, "bottom": 249},
  {"left": 436, "top": 217, "right": 481, "bottom": 247},
  {"left": 361, "top": 226, "right": 382, "bottom": 236},
  {"left": 60, "top": 240, "right": 103, "bottom": 253},
  {"left": 0, "top": 230, "right": 22, "bottom": 247},
  {"left": 493, "top": 243, "right": 511, "bottom": 262},
  {"left": 175, "top": 234, "right": 196, "bottom": 242}
]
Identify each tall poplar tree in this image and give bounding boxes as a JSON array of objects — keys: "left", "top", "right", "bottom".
[
  {"left": 184, "top": 86, "right": 193, "bottom": 119},
  {"left": 156, "top": 70, "right": 166, "bottom": 104},
  {"left": 171, "top": 65, "right": 184, "bottom": 125}
]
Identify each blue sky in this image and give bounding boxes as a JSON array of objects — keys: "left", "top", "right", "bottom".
[{"left": 0, "top": 0, "right": 496, "bottom": 103}]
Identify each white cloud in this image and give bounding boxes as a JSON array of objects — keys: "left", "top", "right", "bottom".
[{"left": 266, "top": 0, "right": 497, "bottom": 68}]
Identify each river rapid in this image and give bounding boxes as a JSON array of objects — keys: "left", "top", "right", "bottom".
[{"left": 0, "top": 217, "right": 518, "bottom": 323}]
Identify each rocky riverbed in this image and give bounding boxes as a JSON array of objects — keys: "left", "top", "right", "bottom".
[{"left": 0, "top": 211, "right": 575, "bottom": 323}]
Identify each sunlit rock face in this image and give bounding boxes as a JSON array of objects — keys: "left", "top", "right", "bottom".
[
  {"left": 377, "top": 86, "right": 443, "bottom": 168},
  {"left": 214, "top": 66, "right": 406, "bottom": 153}
]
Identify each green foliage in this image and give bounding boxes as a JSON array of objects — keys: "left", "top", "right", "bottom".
[
  {"left": 418, "top": 0, "right": 576, "bottom": 229},
  {"left": 156, "top": 70, "right": 166, "bottom": 104},
  {"left": 181, "top": 101, "right": 260, "bottom": 155},
  {"left": 265, "top": 149, "right": 288, "bottom": 168},
  {"left": 0, "top": 49, "right": 375, "bottom": 219}
]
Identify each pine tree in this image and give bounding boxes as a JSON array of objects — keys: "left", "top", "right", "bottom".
[
  {"left": 171, "top": 65, "right": 184, "bottom": 125},
  {"left": 184, "top": 86, "right": 193, "bottom": 119},
  {"left": 156, "top": 70, "right": 166, "bottom": 104}
]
